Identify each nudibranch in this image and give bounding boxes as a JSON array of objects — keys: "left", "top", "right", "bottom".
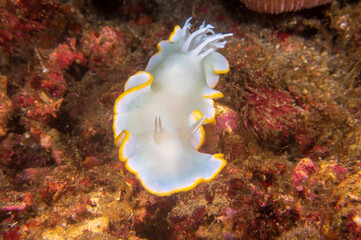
[{"left": 113, "top": 18, "right": 232, "bottom": 196}]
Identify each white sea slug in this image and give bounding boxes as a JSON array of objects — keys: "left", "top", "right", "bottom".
[{"left": 113, "top": 18, "right": 232, "bottom": 196}]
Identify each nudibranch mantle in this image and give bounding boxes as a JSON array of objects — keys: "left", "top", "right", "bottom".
[{"left": 113, "top": 18, "right": 232, "bottom": 196}]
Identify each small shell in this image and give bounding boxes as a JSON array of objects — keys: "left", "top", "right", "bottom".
[{"left": 240, "top": 0, "right": 333, "bottom": 14}]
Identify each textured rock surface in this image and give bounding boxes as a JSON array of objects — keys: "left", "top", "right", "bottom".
[{"left": 1, "top": 0, "right": 361, "bottom": 239}]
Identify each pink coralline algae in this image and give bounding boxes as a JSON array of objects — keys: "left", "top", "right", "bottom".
[
  {"left": 12, "top": 39, "right": 85, "bottom": 124},
  {"left": 0, "top": 0, "right": 70, "bottom": 55},
  {"left": 167, "top": 159, "right": 299, "bottom": 239},
  {"left": 41, "top": 38, "right": 85, "bottom": 98},
  {"left": 0, "top": 193, "right": 33, "bottom": 214},
  {"left": 214, "top": 104, "right": 247, "bottom": 160},
  {"left": 41, "top": 72, "right": 67, "bottom": 98},
  {"left": 242, "top": 84, "right": 300, "bottom": 146},
  {"left": 49, "top": 39, "right": 84, "bottom": 71},
  {"left": 310, "top": 161, "right": 348, "bottom": 184},
  {"left": 0, "top": 6, "right": 43, "bottom": 53},
  {"left": 26, "top": 98, "right": 63, "bottom": 123},
  {"left": 40, "top": 133, "right": 52, "bottom": 151},
  {"left": 40, "top": 176, "right": 73, "bottom": 204},
  {"left": 216, "top": 104, "right": 239, "bottom": 135},
  {"left": 292, "top": 158, "right": 318, "bottom": 194},
  {"left": 80, "top": 26, "right": 126, "bottom": 80}
]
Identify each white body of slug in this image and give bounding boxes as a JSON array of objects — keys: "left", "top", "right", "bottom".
[{"left": 113, "top": 18, "right": 232, "bottom": 196}]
